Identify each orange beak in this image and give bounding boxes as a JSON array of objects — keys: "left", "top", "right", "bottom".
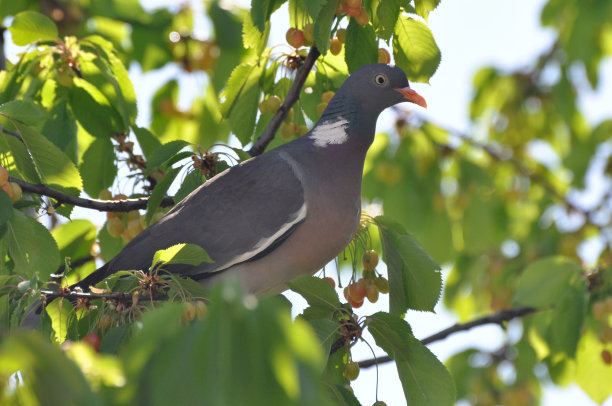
[{"left": 395, "top": 87, "right": 427, "bottom": 108}]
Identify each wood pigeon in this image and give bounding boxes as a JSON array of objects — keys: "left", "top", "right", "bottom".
[{"left": 75, "top": 64, "right": 427, "bottom": 295}]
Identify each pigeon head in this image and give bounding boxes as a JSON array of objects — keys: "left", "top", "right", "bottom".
[
  {"left": 308, "top": 64, "right": 426, "bottom": 149},
  {"left": 334, "top": 64, "right": 427, "bottom": 114}
]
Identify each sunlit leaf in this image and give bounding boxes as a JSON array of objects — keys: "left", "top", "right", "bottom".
[
  {"left": 368, "top": 312, "right": 456, "bottom": 406},
  {"left": 0, "top": 333, "right": 99, "bottom": 405},
  {"left": 393, "top": 16, "right": 441, "bottom": 83},
  {"left": 7, "top": 210, "right": 60, "bottom": 280},
  {"left": 45, "top": 298, "right": 75, "bottom": 343},
  {"left": 152, "top": 243, "right": 212, "bottom": 267},
  {"left": 8, "top": 11, "right": 58, "bottom": 45}
]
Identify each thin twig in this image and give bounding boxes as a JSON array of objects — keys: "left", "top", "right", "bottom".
[
  {"left": 0, "top": 124, "right": 24, "bottom": 142},
  {"left": 358, "top": 306, "right": 537, "bottom": 369},
  {"left": 0, "top": 27, "right": 5, "bottom": 71},
  {"left": 248, "top": 46, "right": 321, "bottom": 156},
  {"left": 10, "top": 177, "right": 174, "bottom": 211}
]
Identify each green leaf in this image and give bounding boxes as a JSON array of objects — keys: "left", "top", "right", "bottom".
[
  {"left": 68, "top": 77, "right": 125, "bottom": 138},
  {"left": 378, "top": 218, "right": 442, "bottom": 313},
  {"left": 250, "top": 0, "right": 285, "bottom": 32},
  {"left": 546, "top": 280, "right": 587, "bottom": 358},
  {"left": 51, "top": 219, "right": 97, "bottom": 262},
  {"left": 80, "top": 137, "right": 117, "bottom": 198},
  {"left": 125, "top": 283, "right": 330, "bottom": 406},
  {"left": 145, "top": 166, "right": 181, "bottom": 225},
  {"left": 0, "top": 100, "right": 45, "bottom": 124},
  {"left": 414, "top": 0, "right": 441, "bottom": 21},
  {"left": 100, "top": 324, "right": 132, "bottom": 354},
  {"left": 64, "top": 342, "right": 125, "bottom": 390},
  {"left": 42, "top": 97, "right": 78, "bottom": 163},
  {"left": 326, "top": 384, "right": 361, "bottom": 406},
  {"left": 84, "top": 36, "right": 138, "bottom": 125},
  {"left": 287, "top": 275, "right": 342, "bottom": 312},
  {"left": 376, "top": 0, "right": 400, "bottom": 41},
  {"left": 242, "top": 10, "right": 264, "bottom": 49},
  {"left": 307, "top": 318, "right": 339, "bottom": 360},
  {"left": 345, "top": 19, "right": 378, "bottom": 73},
  {"left": 152, "top": 243, "right": 212, "bottom": 267},
  {"left": 305, "top": 0, "right": 327, "bottom": 20},
  {"left": 221, "top": 63, "right": 254, "bottom": 117},
  {"left": 222, "top": 62, "right": 265, "bottom": 145},
  {"left": 174, "top": 169, "right": 205, "bottom": 203},
  {"left": 209, "top": 2, "right": 243, "bottom": 50},
  {"left": 368, "top": 312, "right": 456, "bottom": 406},
  {"left": 0, "top": 333, "right": 100, "bottom": 405},
  {"left": 0, "top": 191, "right": 13, "bottom": 227},
  {"left": 133, "top": 126, "right": 162, "bottom": 160},
  {"left": 146, "top": 140, "right": 189, "bottom": 171},
  {"left": 8, "top": 11, "right": 58, "bottom": 45},
  {"left": 169, "top": 276, "right": 210, "bottom": 299},
  {"left": 7, "top": 210, "right": 60, "bottom": 280},
  {"left": 513, "top": 256, "right": 581, "bottom": 308},
  {"left": 313, "top": 0, "right": 338, "bottom": 54},
  {"left": 12, "top": 121, "right": 82, "bottom": 190},
  {"left": 572, "top": 329, "right": 612, "bottom": 403},
  {"left": 45, "top": 298, "right": 75, "bottom": 343},
  {"left": 1, "top": 133, "right": 41, "bottom": 183},
  {"left": 393, "top": 16, "right": 441, "bottom": 83}
]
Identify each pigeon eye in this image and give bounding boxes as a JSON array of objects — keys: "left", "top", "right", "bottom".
[{"left": 374, "top": 74, "right": 387, "bottom": 86}]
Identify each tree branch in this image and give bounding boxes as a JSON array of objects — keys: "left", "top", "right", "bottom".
[
  {"left": 358, "top": 306, "right": 537, "bottom": 369},
  {"left": 39, "top": 289, "right": 168, "bottom": 303},
  {"left": 10, "top": 177, "right": 174, "bottom": 211},
  {"left": 1, "top": 124, "right": 24, "bottom": 142},
  {"left": 0, "top": 27, "right": 6, "bottom": 71},
  {"left": 247, "top": 46, "right": 321, "bottom": 157}
]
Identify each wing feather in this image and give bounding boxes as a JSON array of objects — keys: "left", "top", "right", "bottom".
[{"left": 106, "top": 151, "right": 306, "bottom": 277}]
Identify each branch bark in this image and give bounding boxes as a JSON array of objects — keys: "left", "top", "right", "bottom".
[
  {"left": 358, "top": 306, "right": 537, "bottom": 369},
  {"left": 247, "top": 46, "right": 321, "bottom": 157},
  {"left": 10, "top": 177, "right": 174, "bottom": 211},
  {"left": 1, "top": 124, "right": 24, "bottom": 142},
  {"left": 40, "top": 289, "right": 168, "bottom": 302},
  {"left": 0, "top": 27, "right": 6, "bottom": 71}
]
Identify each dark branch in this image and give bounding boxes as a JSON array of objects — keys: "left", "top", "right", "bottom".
[
  {"left": 0, "top": 27, "right": 5, "bottom": 71},
  {"left": 358, "top": 306, "right": 537, "bottom": 369},
  {"left": 10, "top": 177, "right": 174, "bottom": 211},
  {"left": 1, "top": 124, "right": 24, "bottom": 142},
  {"left": 248, "top": 46, "right": 321, "bottom": 157},
  {"left": 40, "top": 289, "right": 168, "bottom": 302}
]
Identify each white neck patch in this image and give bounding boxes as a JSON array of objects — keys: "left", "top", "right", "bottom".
[{"left": 309, "top": 118, "right": 349, "bottom": 148}]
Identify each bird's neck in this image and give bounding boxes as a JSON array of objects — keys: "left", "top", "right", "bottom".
[{"left": 308, "top": 96, "right": 378, "bottom": 153}]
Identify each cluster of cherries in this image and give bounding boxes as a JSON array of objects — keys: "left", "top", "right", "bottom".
[
  {"left": 323, "top": 249, "right": 390, "bottom": 309},
  {"left": 102, "top": 190, "right": 162, "bottom": 243},
  {"left": 344, "top": 250, "right": 389, "bottom": 308},
  {"left": 285, "top": 0, "right": 391, "bottom": 63}
]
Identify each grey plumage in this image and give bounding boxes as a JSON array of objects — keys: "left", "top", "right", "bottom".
[{"left": 74, "top": 64, "right": 426, "bottom": 295}]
